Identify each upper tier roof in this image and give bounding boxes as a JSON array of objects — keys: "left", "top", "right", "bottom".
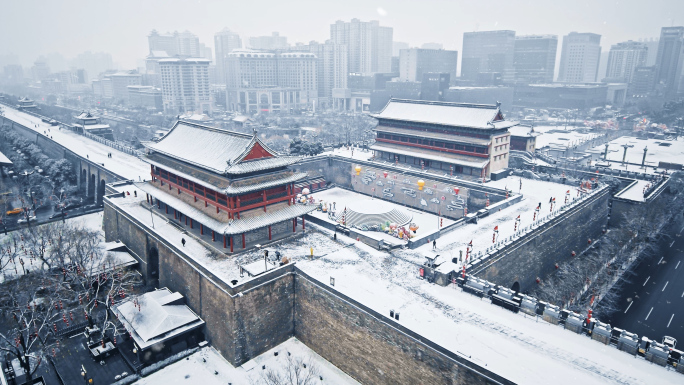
[
  {"left": 144, "top": 121, "right": 299, "bottom": 175},
  {"left": 372, "top": 99, "right": 518, "bottom": 130}
]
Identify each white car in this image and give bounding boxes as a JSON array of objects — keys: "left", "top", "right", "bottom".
[{"left": 17, "top": 215, "right": 36, "bottom": 224}]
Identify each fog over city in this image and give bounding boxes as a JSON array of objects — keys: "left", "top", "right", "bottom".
[
  {"left": 1, "top": 0, "right": 681, "bottom": 68},
  {"left": 3, "top": 1, "right": 684, "bottom": 385}
]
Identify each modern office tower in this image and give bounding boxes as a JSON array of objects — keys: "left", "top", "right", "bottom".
[
  {"left": 462, "top": 30, "right": 516, "bottom": 84},
  {"left": 654, "top": 27, "right": 684, "bottom": 95},
  {"left": 514, "top": 35, "right": 557, "bottom": 84},
  {"left": 605, "top": 41, "right": 648, "bottom": 83},
  {"left": 214, "top": 28, "right": 242, "bottom": 84},
  {"left": 249, "top": 32, "right": 288, "bottom": 50},
  {"left": 399, "top": 48, "right": 458, "bottom": 82},
  {"left": 330, "top": 18, "right": 393, "bottom": 73},
  {"left": 159, "top": 58, "right": 212, "bottom": 114},
  {"left": 558, "top": 32, "right": 602, "bottom": 83}
]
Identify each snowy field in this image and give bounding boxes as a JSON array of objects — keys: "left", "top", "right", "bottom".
[
  {"left": 309, "top": 187, "right": 454, "bottom": 245},
  {"left": 133, "top": 338, "right": 359, "bottom": 385},
  {"left": 1, "top": 105, "right": 150, "bottom": 180}
]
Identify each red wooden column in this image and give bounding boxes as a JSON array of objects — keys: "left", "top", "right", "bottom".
[
  {"left": 302, "top": 217, "right": 305, "bottom": 230},
  {"left": 229, "top": 236, "right": 233, "bottom": 253},
  {"left": 212, "top": 230, "right": 215, "bottom": 242},
  {"left": 292, "top": 218, "right": 296, "bottom": 232},
  {"left": 174, "top": 209, "right": 177, "bottom": 219},
  {"left": 242, "top": 233, "right": 246, "bottom": 249},
  {"left": 200, "top": 224, "right": 203, "bottom": 235},
  {"left": 157, "top": 200, "right": 160, "bottom": 209},
  {"left": 185, "top": 216, "right": 188, "bottom": 225},
  {"left": 190, "top": 218, "right": 193, "bottom": 229},
  {"left": 165, "top": 204, "right": 168, "bottom": 214},
  {"left": 268, "top": 225, "right": 272, "bottom": 240},
  {"left": 223, "top": 235, "right": 227, "bottom": 248}
]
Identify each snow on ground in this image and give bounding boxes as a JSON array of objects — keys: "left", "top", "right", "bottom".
[
  {"left": 588, "top": 136, "right": 684, "bottom": 174},
  {"left": 533, "top": 125, "right": 602, "bottom": 150},
  {"left": 320, "top": 145, "right": 374, "bottom": 161},
  {"left": 395, "top": 176, "right": 586, "bottom": 273},
  {"left": 294, "top": 233, "right": 684, "bottom": 385},
  {"left": 1, "top": 105, "right": 149, "bottom": 180},
  {"left": 615, "top": 179, "right": 651, "bottom": 202},
  {"left": 309, "top": 187, "right": 454, "bottom": 246},
  {"left": 133, "top": 338, "right": 359, "bottom": 385}
]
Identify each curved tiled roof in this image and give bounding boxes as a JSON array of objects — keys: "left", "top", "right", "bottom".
[{"left": 144, "top": 121, "right": 287, "bottom": 175}]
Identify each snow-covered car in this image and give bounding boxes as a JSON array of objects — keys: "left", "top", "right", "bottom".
[{"left": 17, "top": 215, "right": 36, "bottom": 224}]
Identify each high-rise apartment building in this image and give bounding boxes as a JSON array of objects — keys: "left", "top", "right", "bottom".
[
  {"left": 148, "top": 30, "right": 201, "bottom": 57},
  {"left": 514, "top": 35, "right": 557, "bottom": 84},
  {"left": 557, "top": 32, "right": 602, "bottom": 83},
  {"left": 214, "top": 28, "right": 242, "bottom": 85},
  {"left": 159, "top": 58, "right": 212, "bottom": 114},
  {"left": 249, "top": 32, "right": 288, "bottom": 50},
  {"left": 399, "top": 48, "right": 458, "bottom": 82},
  {"left": 462, "top": 30, "right": 516, "bottom": 84},
  {"left": 330, "top": 19, "right": 393, "bottom": 74},
  {"left": 654, "top": 26, "right": 684, "bottom": 96},
  {"left": 392, "top": 42, "right": 409, "bottom": 57},
  {"left": 224, "top": 50, "right": 317, "bottom": 113},
  {"left": 306, "top": 41, "right": 348, "bottom": 106},
  {"left": 605, "top": 41, "right": 648, "bottom": 83}
]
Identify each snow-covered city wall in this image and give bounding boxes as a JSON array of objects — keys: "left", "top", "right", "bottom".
[{"left": 470, "top": 186, "right": 611, "bottom": 291}]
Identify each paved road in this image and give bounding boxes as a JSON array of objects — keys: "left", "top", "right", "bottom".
[{"left": 605, "top": 218, "right": 684, "bottom": 346}]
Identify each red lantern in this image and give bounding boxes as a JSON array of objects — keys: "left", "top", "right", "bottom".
[
  {"left": 453, "top": 187, "right": 460, "bottom": 195},
  {"left": 383, "top": 171, "right": 388, "bottom": 178}
]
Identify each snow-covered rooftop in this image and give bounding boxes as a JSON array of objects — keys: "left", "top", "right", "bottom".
[
  {"left": 144, "top": 121, "right": 299, "bottom": 175},
  {"left": 373, "top": 98, "right": 518, "bottom": 130},
  {"left": 533, "top": 125, "right": 602, "bottom": 150},
  {"left": 113, "top": 288, "right": 204, "bottom": 350},
  {"left": 0, "top": 150, "right": 12, "bottom": 165}
]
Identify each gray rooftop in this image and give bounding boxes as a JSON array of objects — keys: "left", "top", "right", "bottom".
[
  {"left": 144, "top": 121, "right": 298, "bottom": 175},
  {"left": 372, "top": 99, "right": 518, "bottom": 130}
]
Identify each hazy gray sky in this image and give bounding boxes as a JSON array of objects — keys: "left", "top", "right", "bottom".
[{"left": 1, "top": 0, "right": 682, "bottom": 68}]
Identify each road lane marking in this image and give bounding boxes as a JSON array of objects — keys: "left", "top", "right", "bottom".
[
  {"left": 681, "top": 291, "right": 684, "bottom": 298},
  {"left": 643, "top": 276, "right": 650, "bottom": 286},
  {"left": 668, "top": 314, "right": 675, "bottom": 328},
  {"left": 677, "top": 261, "right": 681, "bottom": 269},
  {"left": 624, "top": 301, "right": 634, "bottom": 313},
  {"left": 671, "top": 240, "right": 676, "bottom": 247},
  {"left": 658, "top": 257, "right": 664, "bottom": 264},
  {"left": 663, "top": 281, "right": 669, "bottom": 292},
  {"left": 646, "top": 307, "right": 654, "bottom": 320}
]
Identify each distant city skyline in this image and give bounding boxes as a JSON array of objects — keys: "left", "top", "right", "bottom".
[{"left": 1, "top": 0, "right": 680, "bottom": 69}]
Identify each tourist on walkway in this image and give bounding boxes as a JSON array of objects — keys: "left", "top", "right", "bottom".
[{"left": 181, "top": 238, "right": 186, "bottom": 247}]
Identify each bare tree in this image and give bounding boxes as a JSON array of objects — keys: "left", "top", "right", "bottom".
[{"left": 252, "top": 354, "right": 320, "bottom": 385}]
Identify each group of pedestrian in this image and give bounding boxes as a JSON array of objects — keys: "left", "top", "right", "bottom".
[{"left": 107, "top": 153, "right": 113, "bottom": 158}]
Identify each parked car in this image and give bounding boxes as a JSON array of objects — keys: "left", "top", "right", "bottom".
[
  {"left": 49, "top": 212, "right": 68, "bottom": 219},
  {"left": 17, "top": 215, "right": 36, "bottom": 224},
  {"left": 6, "top": 208, "right": 23, "bottom": 215}
]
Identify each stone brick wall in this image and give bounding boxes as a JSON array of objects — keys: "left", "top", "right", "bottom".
[
  {"left": 294, "top": 269, "right": 512, "bottom": 385},
  {"left": 103, "top": 197, "right": 296, "bottom": 367},
  {"left": 470, "top": 187, "right": 610, "bottom": 292}
]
